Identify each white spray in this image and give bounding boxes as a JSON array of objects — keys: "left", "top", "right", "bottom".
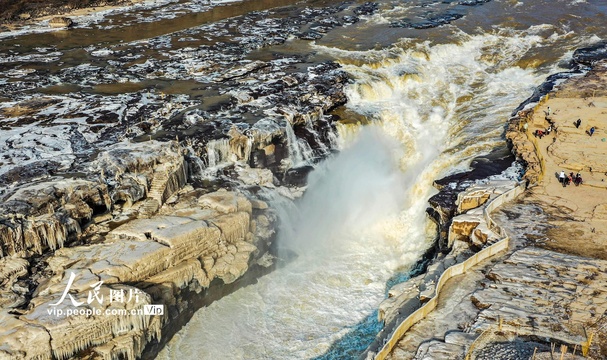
[
  {"left": 158, "top": 28, "right": 569, "bottom": 360},
  {"left": 279, "top": 127, "right": 406, "bottom": 258}
]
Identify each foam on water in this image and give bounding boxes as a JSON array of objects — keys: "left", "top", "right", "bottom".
[{"left": 157, "top": 26, "right": 585, "bottom": 359}]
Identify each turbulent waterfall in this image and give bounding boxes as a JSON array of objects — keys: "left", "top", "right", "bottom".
[
  {"left": 278, "top": 127, "right": 405, "bottom": 258},
  {"left": 158, "top": 28, "right": 579, "bottom": 359}
]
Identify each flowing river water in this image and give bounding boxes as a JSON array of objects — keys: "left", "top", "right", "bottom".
[{"left": 1, "top": 0, "right": 607, "bottom": 358}]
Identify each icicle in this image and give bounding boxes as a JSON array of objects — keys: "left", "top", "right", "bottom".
[
  {"left": 227, "top": 126, "right": 254, "bottom": 164},
  {"left": 213, "top": 212, "right": 250, "bottom": 244},
  {"left": 248, "top": 118, "right": 281, "bottom": 149},
  {"left": 0, "top": 257, "right": 28, "bottom": 284},
  {"left": 244, "top": 137, "right": 253, "bottom": 163},
  {"left": 298, "top": 138, "right": 315, "bottom": 162},
  {"left": 206, "top": 139, "right": 231, "bottom": 167},
  {"left": 284, "top": 116, "right": 304, "bottom": 165}
]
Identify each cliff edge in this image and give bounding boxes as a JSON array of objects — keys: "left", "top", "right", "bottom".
[{"left": 379, "top": 57, "right": 607, "bottom": 359}]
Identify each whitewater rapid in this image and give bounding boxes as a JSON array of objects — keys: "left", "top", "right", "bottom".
[{"left": 157, "top": 26, "right": 589, "bottom": 359}]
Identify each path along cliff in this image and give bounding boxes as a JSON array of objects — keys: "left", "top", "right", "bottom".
[{"left": 372, "top": 57, "right": 607, "bottom": 359}]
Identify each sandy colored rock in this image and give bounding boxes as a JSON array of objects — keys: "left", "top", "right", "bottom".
[
  {"left": 49, "top": 16, "right": 73, "bottom": 28},
  {"left": 384, "top": 62, "right": 607, "bottom": 360},
  {"left": 516, "top": 61, "right": 607, "bottom": 260},
  {"left": 0, "top": 185, "right": 270, "bottom": 360},
  {"left": 0, "top": 311, "right": 52, "bottom": 359},
  {"left": 449, "top": 213, "right": 481, "bottom": 244}
]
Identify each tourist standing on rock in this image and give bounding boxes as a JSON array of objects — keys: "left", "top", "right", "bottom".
[
  {"left": 559, "top": 170, "right": 566, "bottom": 186},
  {"left": 535, "top": 129, "right": 545, "bottom": 138},
  {"left": 575, "top": 119, "right": 582, "bottom": 128},
  {"left": 575, "top": 173, "right": 583, "bottom": 186},
  {"left": 589, "top": 127, "right": 596, "bottom": 136},
  {"left": 568, "top": 172, "right": 574, "bottom": 186}
]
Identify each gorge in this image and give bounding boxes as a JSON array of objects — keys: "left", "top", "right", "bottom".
[{"left": 1, "top": 0, "right": 607, "bottom": 359}]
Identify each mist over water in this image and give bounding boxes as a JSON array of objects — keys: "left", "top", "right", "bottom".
[
  {"left": 153, "top": 1, "right": 607, "bottom": 358},
  {"left": 158, "top": 123, "right": 429, "bottom": 360},
  {"left": 279, "top": 127, "right": 406, "bottom": 257},
  {"left": 159, "top": 30, "right": 572, "bottom": 359},
  {"left": 0, "top": 0, "right": 605, "bottom": 357}
]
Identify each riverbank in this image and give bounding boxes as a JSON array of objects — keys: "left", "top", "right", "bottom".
[
  {"left": 509, "top": 59, "right": 607, "bottom": 260},
  {"left": 0, "top": 0, "right": 354, "bottom": 357},
  {"left": 0, "top": 0, "right": 143, "bottom": 28},
  {"left": 2, "top": 0, "right": 607, "bottom": 357},
  {"left": 375, "top": 55, "right": 607, "bottom": 359}
]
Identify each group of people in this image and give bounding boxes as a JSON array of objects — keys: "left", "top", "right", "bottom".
[
  {"left": 536, "top": 109, "right": 590, "bottom": 188},
  {"left": 573, "top": 118, "right": 596, "bottom": 136},
  {"left": 559, "top": 170, "right": 583, "bottom": 187}
]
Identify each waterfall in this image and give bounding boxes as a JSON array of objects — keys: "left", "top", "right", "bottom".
[
  {"left": 158, "top": 28, "right": 566, "bottom": 360},
  {"left": 185, "top": 145, "right": 207, "bottom": 180},
  {"left": 297, "top": 138, "right": 315, "bottom": 163},
  {"left": 206, "top": 138, "right": 231, "bottom": 167},
  {"left": 278, "top": 127, "right": 406, "bottom": 257},
  {"left": 283, "top": 114, "right": 305, "bottom": 166}
]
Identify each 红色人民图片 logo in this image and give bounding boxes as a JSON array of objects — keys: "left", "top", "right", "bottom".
[{"left": 48, "top": 271, "right": 163, "bottom": 317}]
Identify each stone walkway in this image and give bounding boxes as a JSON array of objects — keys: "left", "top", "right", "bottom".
[{"left": 384, "top": 61, "right": 607, "bottom": 359}]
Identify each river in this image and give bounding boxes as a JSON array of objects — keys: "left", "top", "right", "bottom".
[{"left": 1, "top": 0, "right": 606, "bottom": 358}]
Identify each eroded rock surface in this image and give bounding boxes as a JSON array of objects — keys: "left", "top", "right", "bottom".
[
  {"left": 0, "top": 3, "right": 360, "bottom": 357},
  {"left": 0, "top": 184, "right": 277, "bottom": 359},
  {"left": 381, "top": 54, "right": 607, "bottom": 360}
]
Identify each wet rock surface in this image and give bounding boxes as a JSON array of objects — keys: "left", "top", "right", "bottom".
[
  {"left": 389, "top": 0, "right": 492, "bottom": 29},
  {"left": 364, "top": 178, "right": 520, "bottom": 358},
  {"left": 380, "top": 55, "right": 607, "bottom": 360},
  {"left": 427, "top": 146, "right": 517, "bottom": 251},
  {"left": 1, "top": 1, "right": 599, "bottom": 359},
  {"left": 0, "top": 1, "right": 371, "bottom": 358},
  {"left": 573, "top": 41, "right": 607, "bottom": 66},
  {"left": 0, "top": 0, "right": 130, "bottom": 24}
]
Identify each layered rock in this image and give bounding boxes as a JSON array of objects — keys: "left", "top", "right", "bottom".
[
  {"left": 448, "top": 180, "right": 517, "bottom": 248},
  {"left": 0, "top": 184, "right": 276, "bottom": 360},
  {"left": 427, "top": 147, "right": 515, "bottom": 251},
  {"left": 0, "top": 179, "right": 111, "bottom": 258},
  {"left": 505, "top": 109, "right": 543, "bottom": 186},
  {"left": 376, "top": 46, "right": 607, "bottom": 360},
  {"left": 0, "top": 140, "right": 188, "bottom": 259},
  {"left": 0, "top": 132, "right": 286, "bottom": 359},
  {"left": 0, "top": 2, "right": 392, "bottom": 359},
  {"left": 367, "top": 179, "right": 521, "bottom": 358},
  {"left": 0, "top": 2, "right": 361, "bottom": 358}
]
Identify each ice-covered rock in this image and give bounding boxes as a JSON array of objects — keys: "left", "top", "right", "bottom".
[
  {"left": 49, "top": 17, "right": 73, "bottom": 28},
  {"left": 0, "top": 185, "right": 274, "bottom": 359},
  {"left": 0, "top": 310, "right": 53, "bottom": 359},
  {"left": 0, "top": 1, "right": 360, "bottom": 357},
  {"left": 0, "top": 179, "right": 111, "bottom": 258},
  {"left": 449, "top": 180, "right": 517, "bottom": 248}
]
